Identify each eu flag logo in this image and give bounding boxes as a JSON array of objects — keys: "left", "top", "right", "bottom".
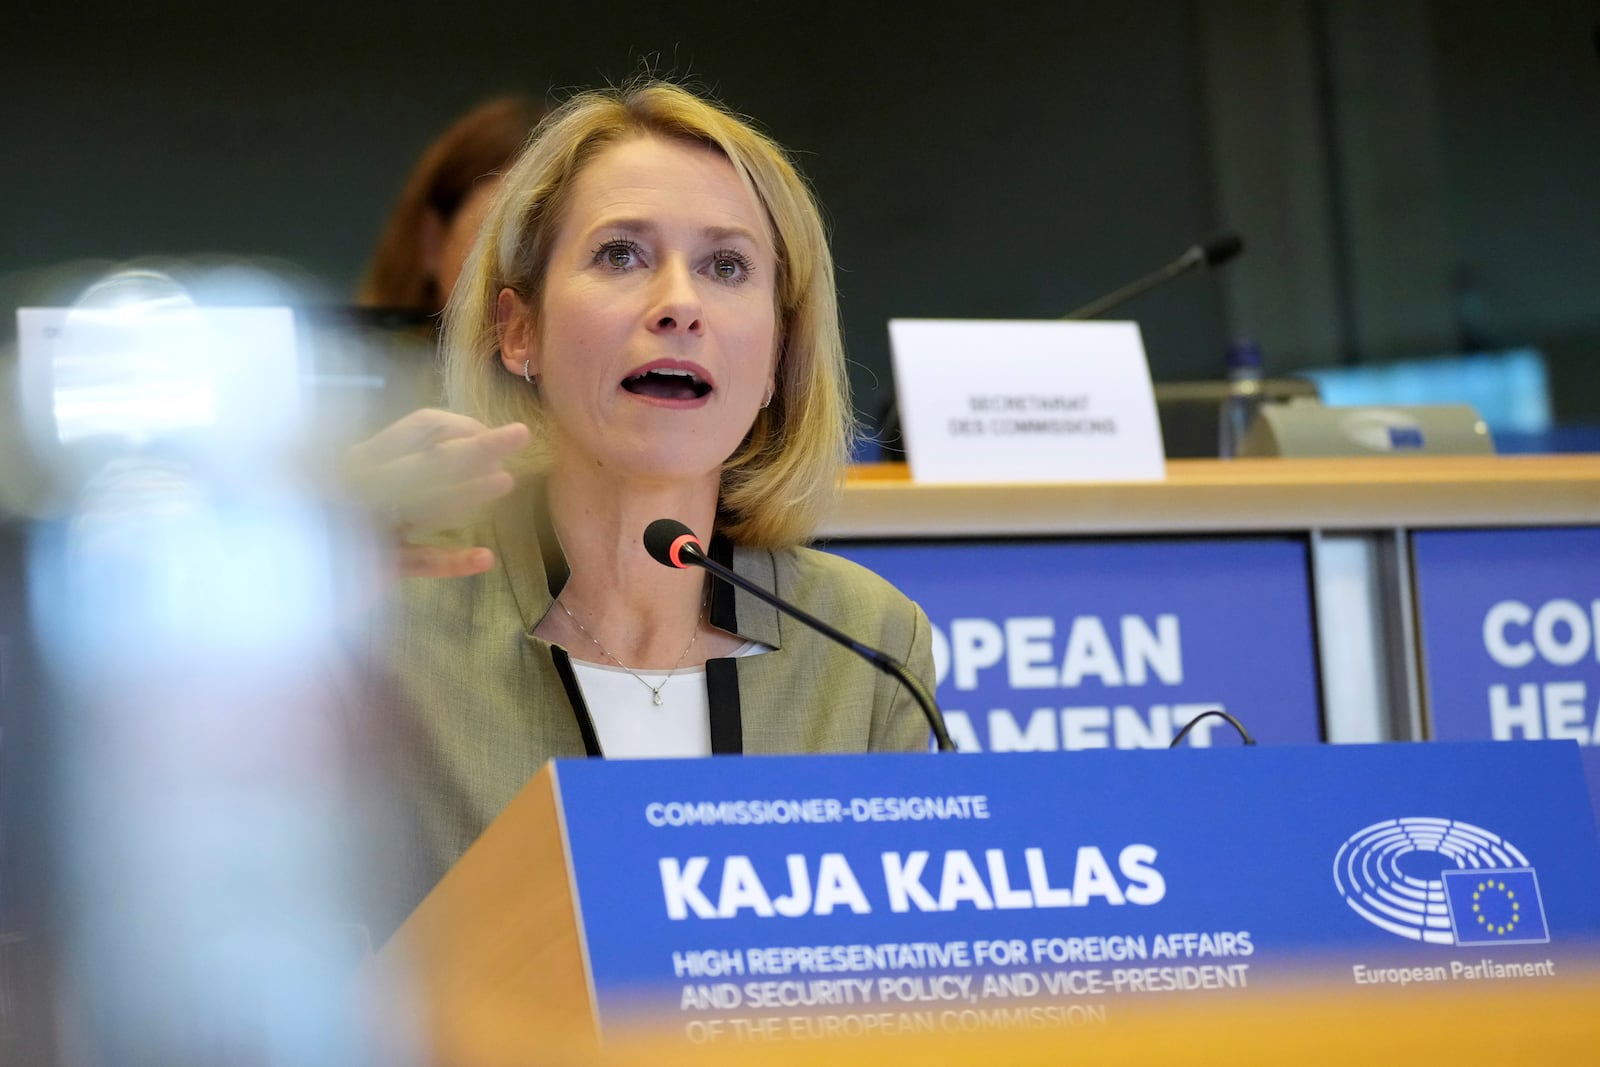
[{"left": 1442, "top": 868, "right": 1549, "bottom": 946}]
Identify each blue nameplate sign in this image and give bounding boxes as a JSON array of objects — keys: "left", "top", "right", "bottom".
[
  {"left": 828, "top": 538, "right": 1321, "bottom": 751},
  {"left": 552, "top": 742, "right": 1599, "bottom": 1043},
  {"left": 1412, "top": 527, "right": 1600, "bottom": 828}
]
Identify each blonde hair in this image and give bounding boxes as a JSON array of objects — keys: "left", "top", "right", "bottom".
[{"left": 442, "top": 80, "right": 854, "bottom": 548}]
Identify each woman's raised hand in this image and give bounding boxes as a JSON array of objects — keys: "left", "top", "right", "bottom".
[{"left": 342, "top": 409, "right": 531, "bottom": 579}]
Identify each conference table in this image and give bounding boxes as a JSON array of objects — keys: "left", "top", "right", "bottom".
[
  {"left": 370, "top": 454, "right": 1600, "bottom": 1067},
  {"left": 833, "top": 454, "right": 1600, "bottom": 537}
]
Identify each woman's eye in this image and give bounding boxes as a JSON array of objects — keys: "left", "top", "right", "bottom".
[
  {"left": 710, "top": 250, "right": 754, "bottom": 283},
  {"left": 594, "top": 239, "right": 642, "bottom": 270}
]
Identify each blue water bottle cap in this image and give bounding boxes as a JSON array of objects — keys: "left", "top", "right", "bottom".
[{"left": 1225, "top": 337, "right": 1263, "bottom": 372}]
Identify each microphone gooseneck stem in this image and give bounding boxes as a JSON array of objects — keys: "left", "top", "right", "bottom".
[
  {"left": 1063, "top": 246, "right": 1203, "bottom": 321},
  {"left": 1168, "top": 708, "right": 1257, "bottom": 748},
  {"left": 679, "top": 543, "right": 958, "bottom": 753}
]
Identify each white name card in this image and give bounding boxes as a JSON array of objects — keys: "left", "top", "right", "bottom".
[{"left": 888, "top": 319, "right": 1166, "bottom": 484}]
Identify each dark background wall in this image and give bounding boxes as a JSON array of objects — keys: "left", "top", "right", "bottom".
[{"left": 5, "top": 0, "right": 1598, "bottom": 428}]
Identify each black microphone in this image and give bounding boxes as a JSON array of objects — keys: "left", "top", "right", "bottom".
[
  {"left": 1063, "top": 232, "right": 1244, "bottom": 320},
  {"left": 643, "top": 519, "right": 958, "bottom": 752}
]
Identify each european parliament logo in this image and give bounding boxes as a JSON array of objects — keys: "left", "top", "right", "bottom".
[{"left": 1333, "top": 818, "right": 1550, "bottom": 946}]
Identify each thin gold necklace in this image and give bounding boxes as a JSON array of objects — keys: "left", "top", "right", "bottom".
[{"left": 556, "top": 587, "right": 707, "bottom": 706}]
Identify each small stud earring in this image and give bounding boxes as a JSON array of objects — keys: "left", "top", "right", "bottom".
[{"left": 523, "top": 359, "right": 533, "bottom": 384}]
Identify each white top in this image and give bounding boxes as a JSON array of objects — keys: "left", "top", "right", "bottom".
[{"left": 572, "top": 641, "right": 768, "bottom": 758}]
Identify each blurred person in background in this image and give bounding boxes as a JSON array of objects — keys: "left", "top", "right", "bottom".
[
  {"left": 324, "top": 97, "right": 545, "bottom": 451},
  {"left": 357, "top": 95, "right": 544, "bottom": 316}
]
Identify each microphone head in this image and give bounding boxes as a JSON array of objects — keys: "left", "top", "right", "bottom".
[
  {"left": 1201, "top": 232, "right": 1244, "bottom": 268},
  {"left": 643, "top": 518, "right": 704, "bottom": 569}
]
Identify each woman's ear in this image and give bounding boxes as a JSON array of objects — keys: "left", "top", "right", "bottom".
[{"left": 496, "top": 287, "right": 537, "bottom": 379}]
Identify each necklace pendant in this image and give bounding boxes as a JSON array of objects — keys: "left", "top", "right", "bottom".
[{"left": 651, "top": 688, "right": 664, "bottom": 706}]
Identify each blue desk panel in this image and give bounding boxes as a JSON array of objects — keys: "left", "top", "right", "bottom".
[
  {"left": 1413, "top": 526, "right": 1600, "bottom": 828},
  {"left": 830, "top": 538, "right": 1321, "bottom": 752},
  {"left": 555, "top": 743, "right": 1599, "bottom": 1040}
]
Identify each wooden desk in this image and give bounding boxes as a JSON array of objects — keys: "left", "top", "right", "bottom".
[
  {"left": 829, "top": 455, "right": 1600, "bottom": 538},
  {"left": 533, "top": 973, "right": 1600, "bottom": 1067}
]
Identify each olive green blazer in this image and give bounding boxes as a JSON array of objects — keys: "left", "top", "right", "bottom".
[{"left": 364, "top": 486, "right": 935, "bottom": 923}]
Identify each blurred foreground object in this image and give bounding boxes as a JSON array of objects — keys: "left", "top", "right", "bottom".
[{"left": 12, "top": 268, "right": 396, "bottom": 1065}]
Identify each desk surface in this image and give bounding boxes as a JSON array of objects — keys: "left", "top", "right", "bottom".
[
  {"left": 432, "top": 971, "right": 1600, "bottom": 1067},
  {"left": 827, "top": 455, "right": 1600, "bottom": 538}
]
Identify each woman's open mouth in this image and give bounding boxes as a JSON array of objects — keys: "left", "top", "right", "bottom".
[{"left": 621, "top": 366, "right": 713, "bottom": 400}]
